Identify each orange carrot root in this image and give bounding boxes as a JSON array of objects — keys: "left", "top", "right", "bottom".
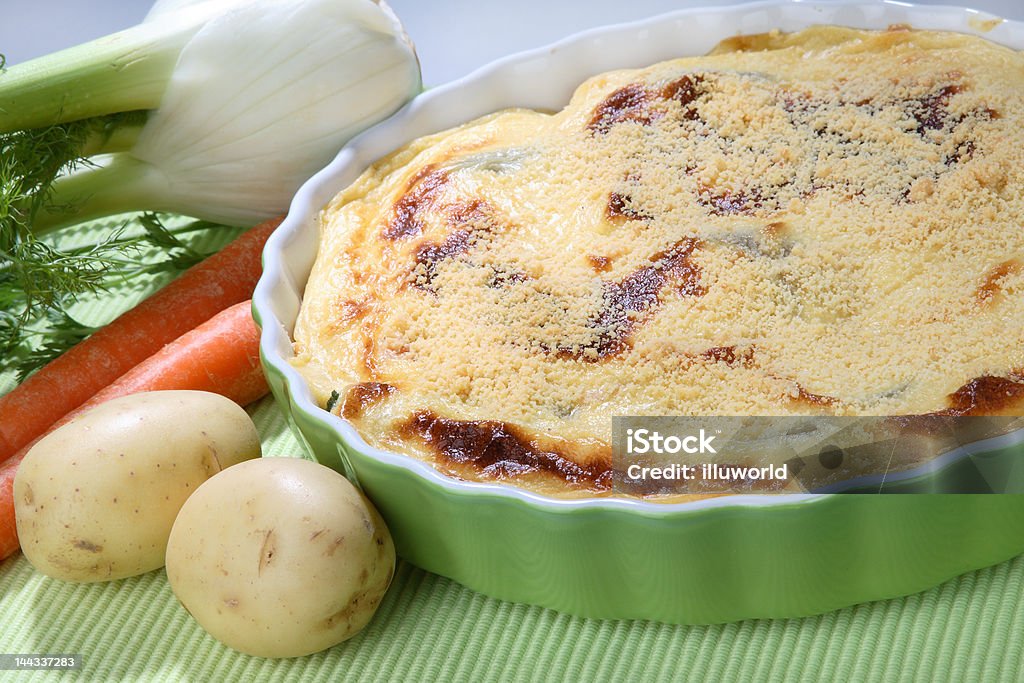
[
  {"left": 0, "top": 455, "right": 18, "bottom": 561},
  {"left": 79, "top": 300, "right": 268, "bottom": 409},
  {"left": 0, "top": 217, "right": 281, "bottom": 463},
  {"left": 0, "top": 300, "right": 268, "bottom": 562}
]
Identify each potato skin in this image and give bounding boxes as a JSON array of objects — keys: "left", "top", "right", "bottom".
[
  {"left": 14, "top": 391, "right": 260, "bottom": 582},
  {"left": 165, "top": 457, "right": 396, "bottom": 658}
]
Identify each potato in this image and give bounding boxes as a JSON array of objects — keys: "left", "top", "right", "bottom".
[
  {"left": 14, "top": 391, "right": 260, "bottom": 582},
  {"left": 165, "top": 457, "right": 395, "bottom": 658}
]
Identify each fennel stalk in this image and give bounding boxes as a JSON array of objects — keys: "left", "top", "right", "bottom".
[{"left": 0, "top": 0, "right": 421, "bottom": 378}]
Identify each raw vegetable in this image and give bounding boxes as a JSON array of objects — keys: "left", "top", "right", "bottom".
[
  {"left": 0, "top": 0, "right": 419, "bottom": 340},
  {"left": 14, "top": 391, "right": 261, "bottom": 582},
  {"left": 0, "top": 116, "right": 169, "bottom": 354},
  {"left": 1, "top": 0, "right": 421, "bottom": 231},
  {"left": 0, "top": 212, "right": 224, "bottom": 373},
  {"left": 55, "top": 300, "right": 269, "bottom": 417},
  {"left": 165, "top": 457, "right": 395, "bottom": 657},
  {"left": 0, "top": 217, "right": 280, "bottom": 463},
  {"left": 0, "top": 300, "right": 268, "bottom": 562}
]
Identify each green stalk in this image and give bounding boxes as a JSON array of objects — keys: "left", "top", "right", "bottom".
[
  {"left": 31, "top": 155, "right": 166, "bottom": 235},
  {"left": 0, "top": 2, "right": 225, "bottom": 132},
  {"left": 77, "top": 113, "right": 147, "bottom": 157}
]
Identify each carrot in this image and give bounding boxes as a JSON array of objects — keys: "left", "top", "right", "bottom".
[
  {"left": 0, "top": 460, "right": 18, "bottom": 561},
  {"left": 75, "top": 301, "right": 268, "bottom": 409},
  {"left": 0, "top": 300, "right": 268, "bottom": 562},
  {"left": 0, "top": 216, "right": 282, "bottom": 464}
]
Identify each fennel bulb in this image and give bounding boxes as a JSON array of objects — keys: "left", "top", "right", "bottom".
[{"left": 1, "top": 0, "right": 421, "bottom": 230}]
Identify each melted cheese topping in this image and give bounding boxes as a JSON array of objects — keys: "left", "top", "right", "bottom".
[{"left": 292, "top": 26, "right": 1024, "bottom": 497}]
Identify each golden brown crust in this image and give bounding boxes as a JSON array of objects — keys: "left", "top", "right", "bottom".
[{"left": 292, "top": 26, "right": 1024, "bottom": 498}]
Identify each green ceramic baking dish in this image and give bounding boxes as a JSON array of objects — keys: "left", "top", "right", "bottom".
[{"left": 252, "top": 0, "right": 1024, "bottom": 623}]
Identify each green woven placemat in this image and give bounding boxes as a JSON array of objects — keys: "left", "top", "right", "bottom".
[
  {"left": 2, "top": 397, "right": 1023, "bottom": 682},
  {"left": 1, "top": 218, "right": 1022, "bottom": 681}
]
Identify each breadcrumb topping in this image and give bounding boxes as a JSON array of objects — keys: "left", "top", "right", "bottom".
[{"left": 293, "top": 26, "right": 1024, "bottom": 495}]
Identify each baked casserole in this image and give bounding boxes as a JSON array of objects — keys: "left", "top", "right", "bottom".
[{"left": 291, "top": 26, "right": 1024, "bottom": 497}]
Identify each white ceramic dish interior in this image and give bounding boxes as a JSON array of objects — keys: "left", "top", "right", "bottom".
[{"left": 253, "top": 0, "right": 1024, "bottom": 512}]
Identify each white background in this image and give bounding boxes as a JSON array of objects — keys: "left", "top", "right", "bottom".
[{"left": 2, "top": 1, "right": 1023, "bottom": 85}]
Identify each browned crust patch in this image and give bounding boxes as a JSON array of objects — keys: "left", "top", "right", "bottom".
[
  {"left": 402, "top": 411, "right": 612, "bottom": 489},
  {"left": 977, "top": 260, "right": 1021, "bottom": 305},
  {"left": 341, "top": 382, "right": 396, "bottom": 419},
  {"left": 938, "top": 374, "right": 1024, "bottom": 416},
  {"left": 382, "top": 165, "right": 450, "bottom": 240}
]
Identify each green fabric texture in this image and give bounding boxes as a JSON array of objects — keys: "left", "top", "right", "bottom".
[{"left": 1, "top": 218, "right": 1023, "bottom": 681}]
